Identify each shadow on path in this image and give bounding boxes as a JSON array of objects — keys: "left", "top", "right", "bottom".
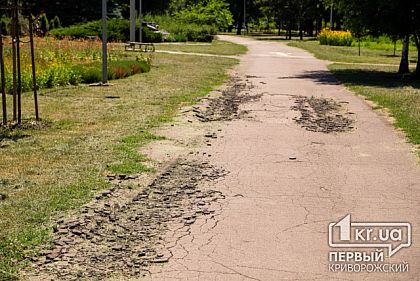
[{"left": 278, "top": 69, "right": 420, "bottom": 89}]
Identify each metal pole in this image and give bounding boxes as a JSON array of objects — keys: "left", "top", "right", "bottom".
[
  {"left": 16, "top": 1, "right": 22, "bottom": 124},
  {"left": 102, "top": 0, "right": 108, "bottom": 84},
  {"left": 330, "top": 3, "right": 333, "bottom": 30},
  {"left": 11, "top": 6, "right": 17, "bottom": 122},
  {"left": 139, "top": 0, "right": 143, "bottom": 43},
  {"left": 0, "top": 23, "right": 6, "bottom": 125},
  {"left": 130, "top": 0, "right": 136, "bottom": 42},
  {"left": 29, "top": 15, "right": 39, "bottom": 121}
]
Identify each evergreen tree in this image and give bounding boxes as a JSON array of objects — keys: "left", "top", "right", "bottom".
[{"left": 39, "top": 13, "right": 49, "bottom": 35}]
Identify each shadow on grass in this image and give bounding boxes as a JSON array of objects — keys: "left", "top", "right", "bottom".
[
  {"left": 0, "top": 119, "right": 52, "bottom": 143},
  {"left": 0, "top": 128, "right": 29, "bottom": 142},
  {"left": 278, "top": 69, "right": 420, "bottom": 89}
]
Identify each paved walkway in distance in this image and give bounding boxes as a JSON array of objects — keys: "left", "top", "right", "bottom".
[
  {"left": 144, "top": 36, "right": 420, "bottom": 280},
  {"left": 155, "top": 50, "right": 239, "bottom": 59}
]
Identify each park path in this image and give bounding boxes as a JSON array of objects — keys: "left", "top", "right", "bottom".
[{"left": 141, "top": 36, "right": 420, "bottom": 280}]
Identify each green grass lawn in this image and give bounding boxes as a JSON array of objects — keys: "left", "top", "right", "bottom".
[
  {"left": 289, "top": 40, "right": 420, "bottom": 153},
  {"left": 0, "top": 40, "right": 245, "bottom": 279},
  {"left": 288, "top": 40, "right": 418, "bottom": 65},
  {"left": 154, "top": 40, "right": 248, "bottom": 56}
]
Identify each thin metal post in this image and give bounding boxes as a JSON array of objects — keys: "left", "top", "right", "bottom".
[
  {"left": 0, "top": 22, "right": 6, "bottom": 125},
  {"left": 130, "top": 0, "right": 136, "bottom": 42},
  {"left": 11, "top": 6, "right": 17, "bottom": 122},
  {"left": 29, "top": 15, "right": 39, "bottom": 121},
  {"left": 16, "top": 1, "right": 22, "bottom": 125},
  {"left": 139, "top": 0, "right": 143, "bottom": 43},
  {"left": 102, "top": 0, "right": 108, "bottom": 84}
]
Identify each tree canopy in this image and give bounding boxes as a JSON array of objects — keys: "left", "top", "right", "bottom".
[{"left": 0, "top": 0, "right": 418, "bottom": 74}]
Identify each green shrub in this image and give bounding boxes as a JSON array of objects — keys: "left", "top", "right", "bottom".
[
  {"left": 72, "top": 66, "right": 102, "bottom": 84},
  {"left": 0, "top": 66, "right": 81, "bottom": 94},
  {"left": 175, "top": 0, "right": 233, "bottom": 30},
  {"left": 51, "top": 16, "right": 216, "bottom": 43},
  {"left": 73, "top": 60, "right": 151, "bottom": 84},
  {"left": 1, "top": 61, "right": 149, "bottom": 93},
  {"left": 142, "top": 28, "right": 163, "bottom": 43},
  {"left": 50, "top": 16, "right": 62, "bottom": 30},
  {"left": 51, "top": 19, "right": 127, "bottom": 41},
  {"left": 40, "top": 14, "right": 49, "bottom": 35},
  {"left": 145, "top": 15, "right": 216, "bottom": 42},
  {"left": 51, "top": 19, "right": 163, "bottom": 42},
  {"left": 167, "top": 33, "right": 188, "bottom": 42},
  {"left": 0, "top": 18, "right": 8, "bottom": 35}
]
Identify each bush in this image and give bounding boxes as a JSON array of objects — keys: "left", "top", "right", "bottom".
[
  {"left": 145, "top": 14, "right": 217, "bottom": 42},
  {"left": 142, "top": 27, "right": 163, "bottom": 43},
  {"left": 51, "top": 16, "right": 217, "bottom": 43},
  {"left": 0, "top": 18, "right": 8, "bottom": 35},
  {"left": 175, "top": 0, "right": 233, "bottom": 30},
  {"left": 51, "top": 19, "right": 162, "bottom": 42},
  {"left": 318, "top": 29, "right": 353, "bottom": 46},
  {"left": 167, "top": 33, "right": 188, "bottom": 42},
  {"left": 72, "top": 60, "right": 151, "bottom": 84},
  {"left": 50, "top": 16, "right": 62, "bottom": 30},
  {"left": 40, "top": 14, "right": 49, "bottom": 35},
  {"left": 1, "top": 61, "right": 150, "bottom": 92}
]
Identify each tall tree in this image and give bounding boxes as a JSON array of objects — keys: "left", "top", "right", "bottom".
[
  {"left": 256, "top": 0, "right": 326, "bottom": 39},
  {"left": 335, "top": 0, "right": 419, "bottom": 75}
]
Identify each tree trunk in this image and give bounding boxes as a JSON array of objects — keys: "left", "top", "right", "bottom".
[
  {"left": 414, "top": 32, "right": 420, "bottom": 77},
  {"left": 308, "top": 21, "right": 314, "bottom": 37},
  {"left": 393, "top": 40, "right": 396, "bottom": 56},
  {"left": 398, "top": 35, "right": 410, "bottom": 74},
  {"left": 299, "top": 22, "right": 303, "bottom": 40},
  {"left": 236, "top": 15, "right": 242, "bottom": 35}
]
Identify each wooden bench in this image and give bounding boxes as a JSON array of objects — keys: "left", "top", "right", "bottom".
[{"left": 125, "top": 42, "right": 155, "bottom": 53}]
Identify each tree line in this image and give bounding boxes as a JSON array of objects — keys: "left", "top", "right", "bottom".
[{"left": 0, "top": 0, "right": 417, "bottom": 75}]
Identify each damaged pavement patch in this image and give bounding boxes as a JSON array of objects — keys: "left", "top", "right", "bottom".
[
  {"left": 27, "top": 160, "right": 228, "bottom": 280},
  {"left": 291, "top": 96, "right": 355, "bottom": 133},
  {"left": 192, "top": 77, "right": 262, "bottom": 122}
]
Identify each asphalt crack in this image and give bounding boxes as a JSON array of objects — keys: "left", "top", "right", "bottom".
[{"left": 27, "top": 160, "right": 228, "bottom": 280}]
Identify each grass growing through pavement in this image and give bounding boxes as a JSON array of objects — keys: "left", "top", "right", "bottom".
[
  {"left": 155, "top": 40, "right": 248, "bottom": 56},
  {"left": 109, "top": 132, "right": 166, "bottom": 174},
  {"left": 289, "top": 41, "right": 420, "bottom": 153},
  {"left": 0, "top": 41, "right": 245, "bottom": 279}
]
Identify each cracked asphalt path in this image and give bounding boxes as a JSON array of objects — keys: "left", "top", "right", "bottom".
[{"left": 142, "top": 36, "right": 420, "bottom": 280}]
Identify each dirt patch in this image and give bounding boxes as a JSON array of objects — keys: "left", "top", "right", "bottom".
[
  {"left": 291, "top": 96, "right": 355, "bottom": 133},
  {"left": 1, "top": 119, "right": 52, "bottom": 130},
  {"left": 27, "top": 160, "right": 227, "bottom": 280},
  {"left": 193, "top": 77, "right": 262, "bottom": 122}
]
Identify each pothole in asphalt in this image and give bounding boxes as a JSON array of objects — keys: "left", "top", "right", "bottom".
[
  {"left": 27, "top": 161, "right": 228, "bottom": 280},
  {"left": 291, "top": 96, "right": 355, "bottom": 133},
  {"left": 193, "top": 77, "right": 262, "bottom": 122}
]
